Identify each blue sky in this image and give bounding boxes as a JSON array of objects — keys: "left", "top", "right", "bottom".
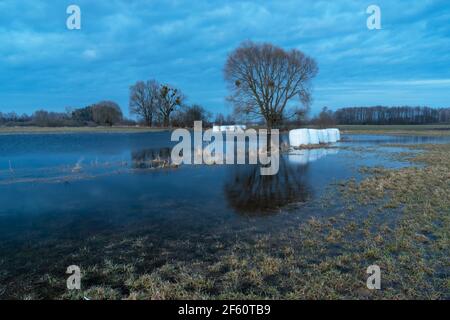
[{"left": 1, "top": 0, "right": 449, "bottom": 117}]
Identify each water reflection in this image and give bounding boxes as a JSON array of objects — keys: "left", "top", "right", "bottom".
[
  {"left": 224, "top": 157, "right": 311, "bottom": 216},
  {"left": 347, "top": 135, "right": 450, "bottom": 144},
  {"left": 288, "top": 148, "right": 339, "bottom": 165}
]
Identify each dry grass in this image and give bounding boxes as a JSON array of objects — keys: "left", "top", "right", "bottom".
[{"left": 59, "top": 140, "right": 449, "bottom": 299}]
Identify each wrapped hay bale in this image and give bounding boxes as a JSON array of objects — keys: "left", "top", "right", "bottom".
[
  {"left": 318, "top": 129, "right": 330, "bottom": 143},
  {"left": 327, "top": 128, "right": 338, "bottom": 143},
  {"left": 329, "top": 128, "right": 341, "bottom": 141},
  {"left": 335, "top": 128, "right": 341, "bottom": 141},
  {"left": 317, "top": 130, "right": 323, "bottom": 143},
  {"left": 219, "top": 125, "right": 247, "bottom": 132},
  {"left": 289, "top": 129, "right": 310, "bottom": 147},
  {"left": 308, "top": 129, "right": 320, "bottom": 145}
]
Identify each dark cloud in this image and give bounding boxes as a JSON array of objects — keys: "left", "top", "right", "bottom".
[{"left": 0, "top": 0, "right": 449, "bottom": 115}]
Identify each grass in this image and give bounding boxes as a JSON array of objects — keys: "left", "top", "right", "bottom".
[
  {"left": 61, "top": 143, "right": 450, "bottom": 299},
  {"left": 0, "top": 126, "right": 168, "bottom": 135}
]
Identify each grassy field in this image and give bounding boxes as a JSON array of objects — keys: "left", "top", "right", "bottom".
[
  {"left": 56, "top": 142, "right": 448, "bottom": 300},
  {"left": 338, "top": 124, "right": 450, "bottom": 136},
  {"left": 1, "top": 124, "right": 450, "bottom": 136},
  {"left": 0, "top": 126, "right": 168, "bottom": 135}
]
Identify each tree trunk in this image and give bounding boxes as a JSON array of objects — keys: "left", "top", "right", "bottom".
[
  {"left": 266, "top": 118, "right": 273, "bottom": 153},
  {"left": 163, "top": 115, "right": 170, "bottom": 127},
  {"left": 145, "top": 114, "right": 153, "bottom": 127}
]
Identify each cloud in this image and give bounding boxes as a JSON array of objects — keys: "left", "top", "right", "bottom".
[
  {"left": 82, "top": 49, "right": 98, "bottom": 60},
  {"left": 0, "top": 0, "right": 449, "bottom": 116}
]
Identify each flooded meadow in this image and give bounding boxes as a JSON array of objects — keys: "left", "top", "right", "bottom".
[{"left": 0, "top": 131, "right": 448, "bottom": 299}]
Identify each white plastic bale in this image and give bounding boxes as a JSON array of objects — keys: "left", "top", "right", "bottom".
[
  {"left": 218, "top": 125, "right": 247, "bottom": 132},
  {"left": 325, "top": 129, "right": 331, "bottom": 143},
  {"left": 335, "top": 129, "right": 341, "bottom": 141},
  {"left": 317, "top": 130, "right": 323, "bottom": 143},
  {"left": 289, "top": 129, "right": 310, "bottom": 147},
  {"left": 330, "top": 128, "right": 341, "bottom": 141},
  {"left": 327, "top": 129, "right": 337, "bottom": 143},
  {"left": 320, "top": 129, "right": 330, "bottom": 143},
  {"left": 308, "top": 129, "right": 319, "bottom": 145}
]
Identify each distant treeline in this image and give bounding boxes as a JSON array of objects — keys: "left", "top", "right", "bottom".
[
  {"left": 311, "top": 106, "right": 450, "bottom": 127},
  {"left": 0, "top": 100, "right": 214, "bottom": 128},
  {"left": 334, "top": 106, "right": 450, "bottom": 125},
  {"left": 2, "top": 104, "right": 449, "bottom": 128},
  {"left": 0, "top": 101, "right": 131, "bottom": 127}
]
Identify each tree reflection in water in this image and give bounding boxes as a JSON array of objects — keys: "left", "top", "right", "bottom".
[{"left": 224, "top": 157, "right": 311, "bottom": 216}]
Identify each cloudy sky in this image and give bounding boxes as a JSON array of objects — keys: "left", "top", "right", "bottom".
[{"left": 1, "top": 0, "right": 449, "bottom": 117}]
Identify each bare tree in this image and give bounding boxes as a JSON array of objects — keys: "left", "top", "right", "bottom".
[
  {"left": 129, "top": 80, "right": 160, "bottom": 126},
  {"left": 214, "top": 113, "right": 226, "bottom": 125},
  {"left": 312, "top": 106, "right": 336, "bottom": 128},
  {"left": 158, "top": 84, "right": 184, "bottom": 127},
  {"left": 224, "top": 41, "right": 318, "bottom": 129},
  {"left": 171, "top": 104, "right": 211, "bottom": 127},
  {"left": 92, "top": 101, "right": 123, "bottom": 126}
]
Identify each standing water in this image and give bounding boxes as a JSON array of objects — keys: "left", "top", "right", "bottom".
[{"left": 0, "top": 131, "right": 448, "bottom": 298}]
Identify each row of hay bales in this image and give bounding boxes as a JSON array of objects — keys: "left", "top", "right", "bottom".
[
  {"left": 212, "top": 125, "right": 247, "bottom": 132},
  {"left": 289, "top": 128, "right": 341, "bottom": 147}
]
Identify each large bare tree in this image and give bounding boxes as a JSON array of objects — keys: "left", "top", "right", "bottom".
[
  {"left": 224, "top": 41, "right": 318, "bottom": 129},
  {"left": 129, "top": 80, "right": 160, "bottom": 126},
  {"left": 92, "top": 101, "right": 123, "bottom": 126},
  {"left": 158, "top": 84, "right": 184, "bottom": 127}
]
